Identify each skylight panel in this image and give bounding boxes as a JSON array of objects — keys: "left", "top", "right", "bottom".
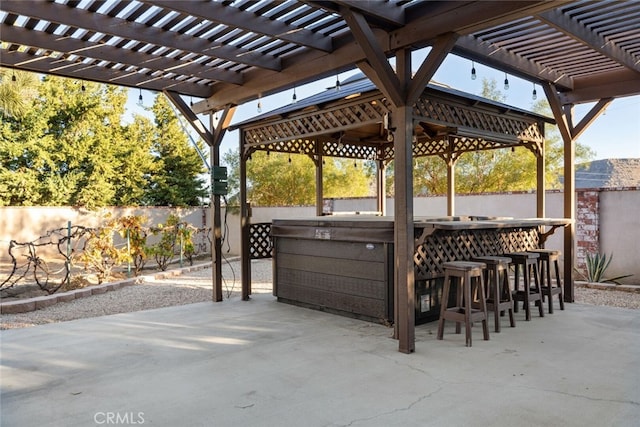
[
  {"left": 14, "top": 16, "right": 28, "bottom": 27},
  {"left": 53, "top": 24, "right": 70, "bottom": 36},
  {"left": 105, "top": 36, "right": 123, "bottom": 46},
  {"left": 88, "top": 32, "right": 105, "bottom": 43},
  {"left": 170, "top": 16, "right": 196, "bottom": 33},
  {"left": 116, "top": 1, "right": 142, "bottom": 19},
  {"left": 152, "top": 10, "right": 178, "bottom": 28},
  {"left": 136, "top": 5, "right": 161, "bottom": 24},
  {"left": 70, "top": 28, "right": 87, "bottom": 39},
  {"left": 245, "top": 0, "right": 271, "bottom": 13},
  {"left": 199, "top": 24, "right": 228, "bottom": 39}
]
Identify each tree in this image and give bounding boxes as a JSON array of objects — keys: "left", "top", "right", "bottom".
[
  {"left": 1, "top": 71, "right": 210, "bottom": 207},
  {"left": 222, "top": 149, "right": 373, "bottom": 206},
  {"left": 0, "top": 68, "right": 39, "bottom": 119},
  {"left": 401, "top": 77, "right": 594, "bottom": 196},
  {"left": 145, "top": 95, "right": 208, "bottom": 206}
]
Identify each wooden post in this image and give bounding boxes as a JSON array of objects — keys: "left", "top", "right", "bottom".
[
  {"left": 543, "top": 83, "right": 575, "bottom": 302},
  {"left": 211, "top": 114, "right": 223, "bottom": 302},
  {"left": 536, "top": 133, "right": 546, "bottom": 219},
  {"left": 377, "top": 160, "right": 386, "bottom": 216},
  {"left": 240, "top": 129, "right": 251, "bottom": 300},
  {"left": 315, "top": 142, "right": 323, "bottom": 217}
]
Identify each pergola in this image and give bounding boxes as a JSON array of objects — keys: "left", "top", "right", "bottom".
[{"left": 2, "top": 0, "right": 639, "bottom": 353}]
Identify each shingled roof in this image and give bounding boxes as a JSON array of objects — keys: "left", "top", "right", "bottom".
[{"left": 574, "top": 158, "right": 640, "bottom": 188}]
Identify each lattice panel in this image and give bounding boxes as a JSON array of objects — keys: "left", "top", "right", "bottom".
[
  {"left": 412, "top": 138, "right": 449, "bottom": 157},
  {"left": 249, "top": 223, "right": 273, "bottom": 259},
  {"left": 244, "top": 96, "right": 387, "bottom": 145},
  {"left": 413, "top": 227, "right": 540, "bottom": 280},
  {"left": 322, "top": 141, "right": 378, "bottom": 159},
  {"left": 249, "top": 139, "right": 317, "bottom": 157},
  {"left": 414, "top": 97, "right": 544, "bottom": 142}
]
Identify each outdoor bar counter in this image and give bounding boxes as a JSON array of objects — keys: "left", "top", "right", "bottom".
[{"left": 271, "top": 216, "right": 569, "bottom": 324}]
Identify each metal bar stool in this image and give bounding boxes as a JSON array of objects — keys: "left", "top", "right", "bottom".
[
  {"left": 437, "top": 261, "right": 489, "bottom": 347},
  {"left": 472, "top": 256, "right": 515, "bottom": 332},
  {"left": 504, "top": 252, "right": 544, "bottom": 321},
  {"left": 528, "top": 249, "right": 565, "bottom": 313}
]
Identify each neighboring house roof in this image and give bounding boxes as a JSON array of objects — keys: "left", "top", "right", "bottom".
[{"left": 574, "top": 158, "right": 640, "bottom": 188}]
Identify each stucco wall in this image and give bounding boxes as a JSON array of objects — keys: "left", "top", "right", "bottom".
[
  {"left": 1, "top": 188, "right": 638, "bottom": 284},
  {"left": 0, "top": 206, "right": 211, "bottom": 261},
  {"left": 599, "top": 189, "right": 640, "bottom": 282}
]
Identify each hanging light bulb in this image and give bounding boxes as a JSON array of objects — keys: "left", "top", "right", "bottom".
[
  {"left": 532, "top": 83, "right": 537, "bottom": 100},
  {"left": 257, "top": 95, "right": 262, "bottom": 113},
  {"left": 503, "top": 73, "right": 509, "bottom": 90},
  {"left": 288, "top": 154, "right": 292, "bottom": 163},
  {"left": 292, "top": 87, "right": 297, "bottom": 103},
  {"left": 11, "top": 72, "right": 16, "bottom": 82},
  {"left": 137, "top": 88, "right": 143, "bottom": 106},
  {"left": 471, "top": 61, "right": 477, "bottom": 80},
  {"left": 335, "top": 74, "right": 341, "bottom": 91},
  {"left": 190, "top": 97, "right": 194, "bottom": 107}
]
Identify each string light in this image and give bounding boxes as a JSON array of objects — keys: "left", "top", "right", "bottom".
[
  {"left": 532, "top": 83, "right": 537, "bottom": 100},
  {"left": 137, "top": 88, "right": 143, "bottom": 106},
  {"left": 503, "top": 73, "right": 509, "bottom": 90},
  {"left": 257, "top": 95, "right": 262, "bottom": 113},
  {"left": 335, "top": 74, "right": 341, "bottom": 91},
  {"left": 11, "top": 71, "right": 16, "bottom": 82},
  {"left": 292, "top": 87, "right": 297, "bottom": 103},
  {"left": 471, "top": 61, "right": 476, "bottom": 80},
  {"left": 190, "top": 97, "right": 194, "bottom": 107}
]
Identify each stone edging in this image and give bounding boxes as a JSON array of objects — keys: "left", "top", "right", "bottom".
[
  {"left": 575, "top": 280, "right": 640, "bottom": 293},
  {"left": 0, "top": 259, "right": 235, "bottom": 315}
]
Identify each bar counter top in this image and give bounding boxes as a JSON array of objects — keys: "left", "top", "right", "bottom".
[{"left": 272, "top": 216, "right": 571, "bottom": 229}]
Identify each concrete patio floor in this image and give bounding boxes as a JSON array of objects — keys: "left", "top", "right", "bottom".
[{"left": 1, "top": 292, "right": 639, "bottom": 427}]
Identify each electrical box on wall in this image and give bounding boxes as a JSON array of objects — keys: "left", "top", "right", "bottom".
[
  {"left": 212, "top": 166, "right": 227, "bottom": 181},
  {"left": 212, "top": 166, "right": 228, "bottom": 195}
]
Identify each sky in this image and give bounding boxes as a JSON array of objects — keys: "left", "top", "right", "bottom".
[{"left": 126, "top": 52, "right": 640, "bottom": 165}]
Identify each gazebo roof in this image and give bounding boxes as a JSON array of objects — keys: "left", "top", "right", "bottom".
[
  {"left": 233, "top": 72, "right": 553, "bottom": 128},
  {"left": 235, "top": 73, "right": 552, "bottom": 162}
]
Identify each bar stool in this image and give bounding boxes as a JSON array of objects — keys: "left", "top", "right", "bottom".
[
  {"left": 437, "top": 261, "right": 489, "bottom": 347},
  {"left": 504, "top": 252, "right": 544, "bottom": 321},
  {"left": 472, "top": 256, "right": 515, "bottom": 332},
  {"left": 528, "top": 249, "right": 565, "bottom": 314}
]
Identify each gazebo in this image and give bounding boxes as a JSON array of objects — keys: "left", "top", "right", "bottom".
[{"left": 232, "top": 72, "right": 560, "bottom": 330}]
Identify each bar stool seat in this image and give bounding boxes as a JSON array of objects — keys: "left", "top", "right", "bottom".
[
  {"left": 437, "top": 261, "right": 489, "bottom": 347},
  {"left": 528, "top": 249, "right": 565, "bottom": 313},
  {"left": 504, "top": 252, "right": 544, "bottom": 321},
  {"left": 472, "top": 256, "right": 515, "bottom": 332}
]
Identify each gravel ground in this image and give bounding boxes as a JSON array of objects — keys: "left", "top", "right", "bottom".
[{"left": 1, "top": 258, "right": 638, "bottom": 330}]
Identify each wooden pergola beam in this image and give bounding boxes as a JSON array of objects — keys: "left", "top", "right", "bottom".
[
  {"left": 1, "top": 0, "right": 282, "bottom": 71},
  {"left": 343, "top": 9, "right": 403, "bottom": 107},
  {"left": 542, "top": 82, "right": 575, "bottom": 302},
  {"left": 0, "top": 23, "right": 243, "bottom": 86},
  {"left": 0, "top": 50, "right": 214, "bottom": 97},
  {"left": 537, "top": 8, "right": 640, "bottom": 72},
  {"left": 149, "top": 0, "right": 333, "bottom": 52},
  {"left": 559, "top": 70, "right": 640, "bottom": 105},
  {"left": 572, "top": 98, "right": 613, "bottom": 140},
  {"left": 196, "top": 1, "right": 558, "bottom": 112}
]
